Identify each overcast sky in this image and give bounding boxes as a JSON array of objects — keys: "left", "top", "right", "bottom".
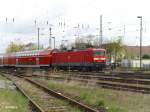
[{"left": 0, "top": 0, "right": 150, "bottom": 53}]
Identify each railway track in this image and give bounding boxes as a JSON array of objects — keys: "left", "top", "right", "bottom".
[
  {"left": 53, "top": 71, "right": 150, "bottom": 79},
  {"left": 30, "top": 71, "right": 150, "bottom": 85},
  {"left": 2, "top": 73, "right": 103, "bottom": 112},
  {"left": 3, "top": 69, "right": 150, "bottom": 94},
  {"left": 57, "top": 74, "right": 150, "bottom": 85},
  {"left": 27, "top": 71, "right": 150, "bottom": 94},
  {"left": 1, "top": 74, "right": 45, "bottom": 112},
  {"left": 49, "top": 75, "right": 150, "bottom": 94}
]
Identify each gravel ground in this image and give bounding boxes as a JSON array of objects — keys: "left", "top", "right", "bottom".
[{"left": 0, "top": 80, "right": 16, "bottom": 90}]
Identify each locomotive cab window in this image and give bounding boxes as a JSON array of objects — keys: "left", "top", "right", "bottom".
[{"left": 94, "top": 51, "right": 105, "bottom": 56}]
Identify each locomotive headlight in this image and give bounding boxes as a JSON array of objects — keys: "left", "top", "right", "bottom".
[
  {"left": 94, "top": 58, "right": 99, "bottom": 60},
  {"left": 94, "top": 57, "right": 106, "bottom": 60},
  {"left": 100, "top": 58, "right": 106, "bottom": 60}
]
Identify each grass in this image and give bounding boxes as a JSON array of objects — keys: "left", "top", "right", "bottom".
[
  {"left": 0, "top": 74, "right": 29, "bottom": 112},
  {"left": 0, "top": 89, "right": 29, "bottom": 112},
  {"left": 40, "top": 79, "right": 150, "bottom": 112},
  {"left": 0, "top": 75, "right": 8, "bottom": 80}
]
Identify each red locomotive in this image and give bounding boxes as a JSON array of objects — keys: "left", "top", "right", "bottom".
[
  {"left": 52, "top": 48, "right": 106, "bottom": 71},
  {"left": 0, "top": 48, "right": 106, "bottom": 71}
]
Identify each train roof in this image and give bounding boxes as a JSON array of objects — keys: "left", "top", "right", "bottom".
[
  {"left": 54, "top": 48, "right": 106, "bottom": 53},
  {"left": 1, "top": 48, "right": 106, "bottom": 57},
  {"left": 3, "top": 49, "right": 54, "bottom": 57}
]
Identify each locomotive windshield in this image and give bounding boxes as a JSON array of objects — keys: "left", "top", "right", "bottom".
[{"left": 94, "top": 51, "right": 105, "bottom": 56}]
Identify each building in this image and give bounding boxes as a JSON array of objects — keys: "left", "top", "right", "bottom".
[
  {"left": 125, "top": 46, "right": 150, "bottom": 58},
  {"left": 121, "top": 59, "right": 150, "bottom": 69}
]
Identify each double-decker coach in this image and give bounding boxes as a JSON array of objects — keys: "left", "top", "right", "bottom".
[
  {"left": 2, "top": 50, "right": 53, "bottom": 68},
  {"left": 15, "top": 50, "right": 53, "bottom": 68}
]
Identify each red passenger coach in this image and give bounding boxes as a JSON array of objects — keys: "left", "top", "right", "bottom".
[
  {"left": 52, "top": 48, "right": 106, "bottom": 71},
  {"left": 3, "top": 54, "right": 15, "bottom": 66},
  {"left": 15, "top": 50, "right": 53, "bottom": 68},
  {"left": 0, "top": 54, "right": 3, "bottom": 67}
]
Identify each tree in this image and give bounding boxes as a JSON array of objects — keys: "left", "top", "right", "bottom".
[
  {"left": 106, "top": 37, "right": 126, "bottom": 63},
  {"left": 6, "top": 42, "right": 44, "bottom": 53},
  {"left": 6, "top": 42, "right": 25, "bottom": 53},
  {"left": 142, "top": 54, "right": 150, "bottom": 59}
]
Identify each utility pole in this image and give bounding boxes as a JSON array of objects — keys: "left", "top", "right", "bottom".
[
  {"left": 49, "top": 27, "right": 52, "bottom": 49},
  {"left": 99, "top": 15, "right": 103, "bottom": 47},
  {"left": 137, "top": 16, "right": 143, "bottom": 70},
  {"left": 37, "top": 27, "right": 40, "bottom": 50},
  {"left": 6, "top": 18, "right": 8, "bottom": 23},
  {"left": 52, "top": 37, "right": 55, "bottom": 49},
  {"left": 34, "top": 20, "right": 36, "bottom": 26},
  {"left": 123, "top": 25, "right": 126, "bottom": 40}
]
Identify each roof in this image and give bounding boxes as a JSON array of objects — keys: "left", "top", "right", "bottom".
[{"left": 125, "top": 46, "right": 150, "bottom": 56}]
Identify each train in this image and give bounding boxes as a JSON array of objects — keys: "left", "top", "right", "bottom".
[{"left": 0, "top": 48, "right": 106, "bottom": 71}]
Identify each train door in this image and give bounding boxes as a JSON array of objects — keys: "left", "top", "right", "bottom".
[
  {"left": 36, "top": 57, "right": 39, "bottom": 65},
  {"left": 2, "top": 56, "right": 3, "bottom": 65},
  {"left": 16, "top": 58, "right": 18, "bottom": 65}
]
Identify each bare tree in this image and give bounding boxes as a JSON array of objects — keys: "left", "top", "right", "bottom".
[{"left": 74, "top": 34, "right": 95, "bottom": 49}]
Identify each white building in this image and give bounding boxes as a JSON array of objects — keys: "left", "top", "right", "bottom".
[{"left": 121, "top": 59, "right": 150, "bottom": 69}]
